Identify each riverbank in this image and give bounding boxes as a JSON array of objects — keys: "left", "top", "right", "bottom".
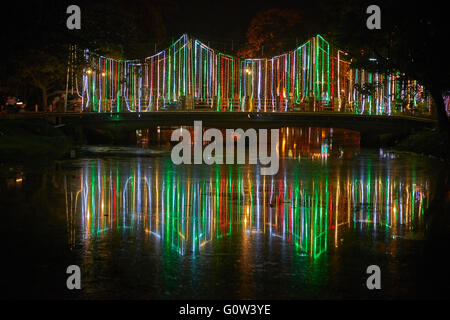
[
  {"left": 1, "top": 118, "right": 448, "bottom": 162},
  {"left": 0, "top": 119, "right": 71, "bottom": 163},
  {"left": 393, "top": 127, "right": 450, "bottom": 160}
]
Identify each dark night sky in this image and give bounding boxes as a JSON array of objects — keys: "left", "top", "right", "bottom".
[
  {"left": 2, "top": 0, "right": 321, "bottom": 57},
  {"left": 2, "top": 0, "right": 449, "bottom": 59},
  {"left": 2, "top": 1, "right": 254, "bottom": 44}
]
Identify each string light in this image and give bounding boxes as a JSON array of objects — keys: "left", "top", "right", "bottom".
[{"left": 77, "top": 34, "right": 430, "bottom": 115}]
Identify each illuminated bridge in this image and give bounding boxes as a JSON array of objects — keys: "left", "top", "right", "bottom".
[
  {"left": 68, "top": 34, "right": 433, "bottom": 116},
  {"left": 3, "top": 34, "right": 432, "bottom": 141}
]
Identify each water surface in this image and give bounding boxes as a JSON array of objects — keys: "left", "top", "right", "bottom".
[{"left": 2, "top": 127, "right": 448, "bottom": 299}]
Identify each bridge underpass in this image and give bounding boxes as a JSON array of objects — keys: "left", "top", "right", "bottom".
[{"left": 4, "top": 111, "right": 436, "bottom": 146}]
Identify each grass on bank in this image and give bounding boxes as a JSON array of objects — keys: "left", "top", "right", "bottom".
[
  {"left": 0, "top": 119, "right": 71, "bottom": 161},
  {"left": 393, "top": 127, "right": 450, "bottom": 160}
]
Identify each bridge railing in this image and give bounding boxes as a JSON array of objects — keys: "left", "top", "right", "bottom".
[{"left": 54, "top": 96, "right": 432, "bottom": 119}]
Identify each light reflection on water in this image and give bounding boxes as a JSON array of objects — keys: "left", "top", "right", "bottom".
[{"left": 65, "top": 128, "right": 429, "bottom": 260}]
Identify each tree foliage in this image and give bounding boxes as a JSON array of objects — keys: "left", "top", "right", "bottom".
[
  {"left": 237, "top": 8, "right": 303, "bottom": 58},
  {"left": 322, "top": 0, "right": 450, "bottom": 133},
  {"left": 1, "top": 0, "right": 179, "bottom": 108}
]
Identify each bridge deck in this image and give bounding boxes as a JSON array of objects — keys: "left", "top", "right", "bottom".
[{"left": 1, "top": 111, "right": 436, "bottom": 134}]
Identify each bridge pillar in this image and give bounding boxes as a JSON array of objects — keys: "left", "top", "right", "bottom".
[
  {"left": 359, "top": 132, "right": 381, "bottom": 147},
  {"left": 147, "top": 128, "right": 160, "bottom": 145},
  {"left": 360, "top": 131, "right": 410, "bottom": 148},
  {"left": 185, "top": 95, "right": 193, "bottom": 110}
]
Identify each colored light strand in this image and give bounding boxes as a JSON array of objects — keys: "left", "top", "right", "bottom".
[{"left": 75, "top": 34, "right": 431, "bottom": 115}]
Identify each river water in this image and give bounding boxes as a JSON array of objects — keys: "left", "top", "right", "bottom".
[{"left": 2, "top": 127, "right": 449, "bottom": 299}]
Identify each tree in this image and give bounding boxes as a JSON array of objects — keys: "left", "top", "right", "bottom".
[
  {"left": 1, "top": 0, "right": 159, "bottom": 109},
  {"left": 238, "top": 8, "right": 303, "bottom": 58},
  {"left": 13, "top": 47, "right": 67, "bottom": 110},
  {"left": 322, "top": 0, "right": 450, "bottom": 134}
]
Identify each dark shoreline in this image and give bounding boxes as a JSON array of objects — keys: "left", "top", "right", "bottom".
[
  {"left": 1, "top": 119, "right": 449, "bottom": 163},
  {"left": 0, "top": 119, "right": 71, "bottom": 162}
]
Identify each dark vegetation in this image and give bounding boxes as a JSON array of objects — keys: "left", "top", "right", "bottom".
[{"left": 0, "top": 119, "right": 71, "bottom": 161}]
